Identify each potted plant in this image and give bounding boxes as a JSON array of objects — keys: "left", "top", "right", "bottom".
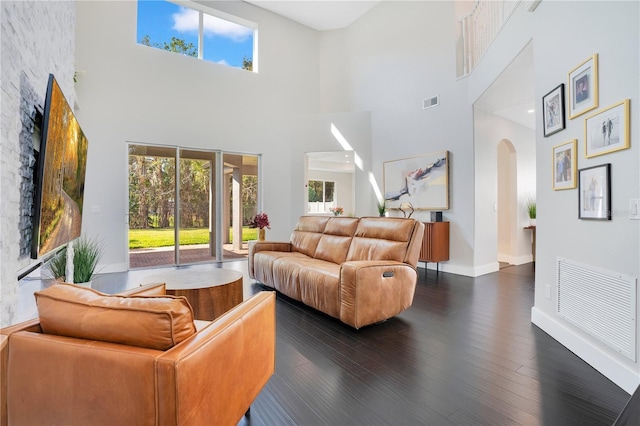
[
  {"left": 251, "top": 212, "right": 270, "bottom": 241},
  {"left": 526, "top": 199, "right": 536, "bottom": 226},
  {"left": 49, "top": 248, "right": 68, "bottom": 282},
  {"left": 377, "top": 201, "right": 387, "bottom": 217},
  {"left": 49, "top": 236, "right": 102, "bottom": 286},
  {"left": 329, "top": 206, "right": 344, "bottom": 216}
]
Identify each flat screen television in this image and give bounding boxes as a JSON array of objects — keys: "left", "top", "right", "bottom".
[{"left": 31, "top": 74, "right": 89, "bottom": 259}]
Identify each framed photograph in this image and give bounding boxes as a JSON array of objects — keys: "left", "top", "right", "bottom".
[
  {"left": 543, "top": 84, "right": 565, "bottom": 137},
  {"left": 383, "top": 151, "right": 449, "bottom": 210},
  {"left": 552, "top": 139, "right": 577, "bottom": 190},
  {"left": 568, "top": 54, "right": 598, "bottom": 119},
  {"left": 578, "top": 163, "right": 611, "bottom": 220},
  {"left": 584, "top": 99, "right": 630, "bottom": 158}
]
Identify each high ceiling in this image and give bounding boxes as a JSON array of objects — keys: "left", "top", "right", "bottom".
[
  {"left": 243, "top": 0, "right": 380, "bottom": 31},
  {"left": 474, "top": 42, "right": 536, "bottom": 129},
  {"left": 242, "top": 0, "right": 535, "bottom": 130}
]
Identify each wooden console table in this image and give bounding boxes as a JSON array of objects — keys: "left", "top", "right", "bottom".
[
  {"left": 419, "top": 221, "right": 450, "bottom": 273},
  {"left": 140, "top": 269, "right": 243, "bottom": 320}
]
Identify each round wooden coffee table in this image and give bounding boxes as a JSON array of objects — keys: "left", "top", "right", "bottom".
[{"left": 141, "top": 269, "right": 243, "bottom": 320}]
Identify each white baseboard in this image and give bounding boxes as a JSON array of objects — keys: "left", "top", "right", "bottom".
[
  {"left": 420, "top": 261, "right": 499, "bottom": 277},
  {"left": 531, "top": 307, "right": 639, "bottom": 394},
  {"left": 511, "top": 254, "right": 533, "bottom": 265},
  {"left": 498, "top": 254, "right": 533, "bottom": 265},
  {"left": 472, "top": 262, "right": 500, "bottom": 277}
]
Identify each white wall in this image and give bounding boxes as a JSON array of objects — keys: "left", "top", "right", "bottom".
[
  {"left": 528, "top": 1, "right": 640, "bottom": 393},
  {"left": 291, "top": 111, "right": 374, "bottom": 216},
  {"left": 74, "top": 0, "right": 330, "bottom": 271},
  {"left": 0, "top": 0, "right": 75, "bottom": 326},
  {"left": 320, "top": 0, "right": 476, "bottom": 275}
]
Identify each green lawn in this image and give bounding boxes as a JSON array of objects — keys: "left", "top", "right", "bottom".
[{"left": 129, "top": 227, "right": 258, "bottom": 249}]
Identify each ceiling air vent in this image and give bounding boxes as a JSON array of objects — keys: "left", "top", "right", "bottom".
[{"left": 423, "top": 95, "right": 439, "bottom": 110}]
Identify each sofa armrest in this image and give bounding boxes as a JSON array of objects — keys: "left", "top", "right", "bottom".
[
  {"left": 340, "top": 261, "right": 417, "bottom": 329},
  {"left": 5, "top": 331, "right": 164, "bottom": 425},
  {"left": 1, "top": 317, "right": 43, "bottom": 426},
  {"left": 248, "top": 241, "right": 292, "bottom": 278},
  {"left": 156, "top": 291, "right": 276, "bottom": 425}
]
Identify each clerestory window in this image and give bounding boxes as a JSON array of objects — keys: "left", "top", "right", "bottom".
[{"left": 137, "top": 0, "right": 257, "bottom": 72}]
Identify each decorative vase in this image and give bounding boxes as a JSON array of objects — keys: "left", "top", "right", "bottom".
[{"left": 258, "top": 228, "right": 266, "bottom": 241}]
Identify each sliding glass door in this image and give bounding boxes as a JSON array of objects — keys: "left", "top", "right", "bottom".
[{"left": 128, "top": 144, "right": 260, "bottom": 268}]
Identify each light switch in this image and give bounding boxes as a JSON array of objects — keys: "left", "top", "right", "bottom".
[
  {"left": 630, "top": 199, "right": 640, "bottom": 220},
  {"left": 91, "top": 205, "right": 101, "bottom": 214}
]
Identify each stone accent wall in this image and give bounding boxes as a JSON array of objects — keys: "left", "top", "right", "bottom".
[
  {"left": 0, "top": 0, "right": 75, "bottom": 327},
  {"left": 18, "top": 72, "right": 40, "bottom": 259}
]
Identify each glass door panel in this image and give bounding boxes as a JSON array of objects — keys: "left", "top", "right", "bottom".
[
  {"left": 178, "top": 149, "right": 216, "bottom": 264},
  {"left": 128, "top": 144, "right": 176, "bottom": 268},
  {"left": 223, "top": 153, "right": 259, "bottom": 259}
]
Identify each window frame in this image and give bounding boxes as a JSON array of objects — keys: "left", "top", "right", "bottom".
[
  {"left": 307, "top": 179, "right": 336, "bottom": 214},
  {"left": 137, "top": 0, "right": 259, "bottom": 72}
]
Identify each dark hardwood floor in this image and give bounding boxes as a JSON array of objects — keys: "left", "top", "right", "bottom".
[{"left": 239, "top": 263, "right": 630, "bottom": 426}]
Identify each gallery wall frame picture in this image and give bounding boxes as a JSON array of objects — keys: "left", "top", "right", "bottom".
[
  {"left": 383, "top": 150, "right": 449, "bottom": 210},
  {"left": 584, "top": 99, "right": 630, "bottom": 158},
  {"left": 543, "top": 83, "right": 566, "bottom": 137},
  {"left": 552, "top": 139, "right": 577, "bottom": 190},
  {"left": 578, "top": 163, "right": 611, "bottom": 220},
  {"left": 568, "top": 54, "right": 599, "bottom": 119}
]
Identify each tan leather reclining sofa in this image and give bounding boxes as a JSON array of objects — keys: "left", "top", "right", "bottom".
[
  {"left": 0, "top": 282, "right": 275, "bottom": 426},
  {"left": 249, "top": 216, "right": 424, "bottom": 329}
]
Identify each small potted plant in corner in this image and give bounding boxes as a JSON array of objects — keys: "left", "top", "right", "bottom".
[
  {"left": 251, "top": 212, "right": 270, "bottom": 241},
  {"left": 48, "top": 248, "right": 68, "bottom": 283},
  {"left": 526, "top": 198, "right": 536, "bottom": 226},
  {"left": 377, "top": 201, "right": 387, "bottom": 217},
  {"left": 73, "top": 236, "right": 103, "bottom": 286},
  {"left": 48, "top": 236, "right": 103, "bottom": 286}
]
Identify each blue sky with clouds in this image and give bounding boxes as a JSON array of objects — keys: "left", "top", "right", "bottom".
[{"left": 137, "top": 0, "right": 254, "bottom": 68}]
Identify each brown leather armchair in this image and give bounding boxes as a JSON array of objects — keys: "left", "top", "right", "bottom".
[{"left": 0, "top": 283, "right": 275, "bottom": 426}]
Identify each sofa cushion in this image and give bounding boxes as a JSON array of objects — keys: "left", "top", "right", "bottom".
[
  {"left": 290, "top": 216, "right": 329, "bottom": 257},
  {"left": 314, "top": 217, "right": 359, "bottom": 264},
  {"left": 347, "top": 217, "right": 416, "bottom": 262},
  {"left": 35, "top": 283, "right": 196, "bottom": 350}
]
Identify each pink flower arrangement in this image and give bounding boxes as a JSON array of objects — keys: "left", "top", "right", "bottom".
[
  {"left": 329, "top": 207, "right": 344, "bottom": 216},
  {"left": 251, "top": 212, "right": 270, "bottom": 229}
]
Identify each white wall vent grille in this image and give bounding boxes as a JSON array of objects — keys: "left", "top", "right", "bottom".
[
  {"left": 423, "top": 95, "right": 439, "bottom": 110},
  {"left": 556, "top": 257, "right": 637, "bottom": 361}
]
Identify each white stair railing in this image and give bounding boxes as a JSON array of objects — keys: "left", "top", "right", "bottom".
[{"left": 458, "top": 0, "right": 521, "bottom": 77}]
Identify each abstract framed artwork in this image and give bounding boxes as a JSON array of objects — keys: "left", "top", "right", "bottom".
[
  {"left": 383, "top": 150, "right": 449, "bottom": 210},
  {"left": 568, "top": 54, "right": 598, "bottom": 119},
  {"left": 584, "top": 99, "right": 630, "bottom": 158},
  {"left": 552, "top": 139, "right": 576, "bottom": 190},
  {"left": 543, "top": 84, "right": 565, "bottom": 137},
  {"left": 578, "top": 163, "right": 611, "bottom": 220}
]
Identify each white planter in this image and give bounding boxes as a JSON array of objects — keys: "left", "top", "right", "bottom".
[
  {"left": 74, "top": 280, "right": 92, "bottom": 288},
  {"left": 529, "top": 218, "right": 536, "bottom": 226}
]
